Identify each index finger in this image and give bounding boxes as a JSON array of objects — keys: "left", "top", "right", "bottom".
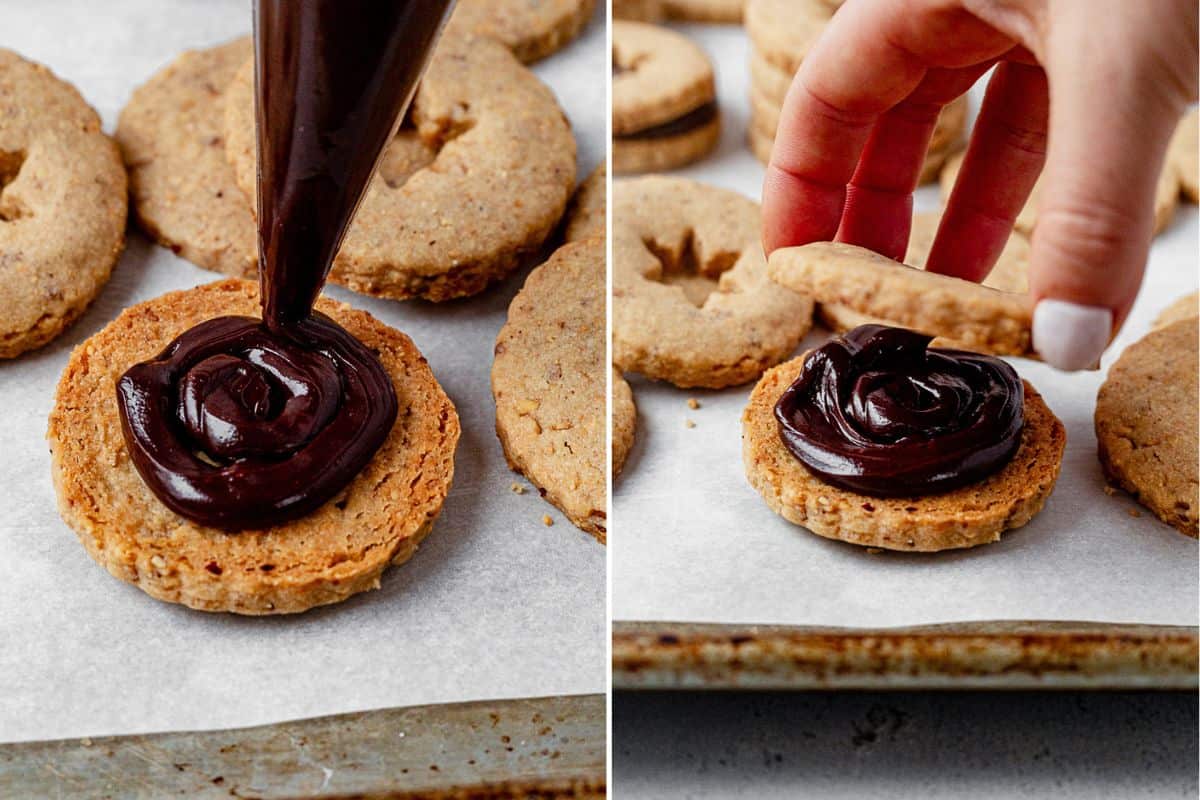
[{"left": 761, "top": 0, "right": 1014, "bottom": 254}]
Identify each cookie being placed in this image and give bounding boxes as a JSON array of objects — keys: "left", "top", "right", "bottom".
[
  {"left": 614, "top": 176, "right": 814, "bottom": 388},
  {"left": 612, "top": 367, "right": 637, "bottom": 478},
  {"left": 940, "top": 147, "right": 1181, "bottom": 236},
  {"left": 565, "top": 163, "right": 606, "bottom": 242},
  {"left": 446, "top": 0, "right": 595, "bottom": 63},
  {"left": 1168, "top": 108, "right": 1198, "bottom": 203},
  {"left": 47, "top": 279, "right": 461, "bottom": 614},
  {"left": 1153, "top": 291, "right": 1199, "bottom": 330},
  {"left": 819, "top": 210, "right": 1029, "bottom": 337},
  {"left": 493, "top": 238, "right": 607, "bottom": 541},
  {"left": 769, "top": 241, "right": 1033, "bottom": 357},
  {"left": 222, "top": 33, "right": 576, "bottom": 302},
  {"left": 0, "top": 49, "right": 126, "bottom": 359},
  {"left": 613, "top": 21, "right": 720, "bottom": 174},
  {"left": 743, "top": 353, "right": 1065, "bottom": 551},
  {"left": 1096, "top": 319, "right": 1199, "bottom": 537}
]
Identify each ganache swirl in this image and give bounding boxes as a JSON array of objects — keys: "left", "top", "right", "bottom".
[{"left": 774, "top": 325, "right": 1024, "bottom": 496}]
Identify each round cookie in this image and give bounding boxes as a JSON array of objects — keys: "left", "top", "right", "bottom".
[
  {"left": 745, "top": 0, "right": 835, "bottom": 76},
  {"left": 1095, "top": 319, "right": 1199, "bottom": 537},
  {"left": 223, "top": 34, "right": 576, "bottom": 302},
  {"left": 769, "top": 242, "right": 1032, "bottom": 357},
  {"left": 612, "top": 367, "right": 637, "bottom": 479},
  {"left": 613, "top": 21, "right": 720, "bottom": 174},
  {"left": 662, "top": 0, "right": 745, "bottom": 23},
  {"left": 47, "top": 279, "right": 461, "bottom": 614},
  {"left": 1153, "top": 291, "right": 1199, "bottom": 330},
  {"left": 1168, "top": 108, "right": 1198, "bottom": 203},
  {"left": 116, "top": 38, "right": 259, "bottom": 279},
  {"left": 0, "top": 49, "right": 126, "bottom": 359},
  {"left": 743, "top": 355, "right": 1066, "bottom": 551},
  {"left": 565, "top": 163, "right": 606, "bottom": 242},
  {"left": 819, "top": 210, "right": 1029, "bottom": 337},
  {"left": 613, "top": 176, "right": 814, "bottom": 388},
  {"left": 492, "top": 238, "right": 607, "bottom": 541},
  {"left": 446, "top": 0, "right": 595, "bottom": 63},
  {"left": 940, "top": 148, "right": 1181, "bottom": 236}
]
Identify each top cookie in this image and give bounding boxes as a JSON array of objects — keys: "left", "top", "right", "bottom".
[
  {"left": 613, "top": 21, "right": 715, "bottom": 135},
  {"left": 446, "top": 0, "right": 595, "bottom": 63},
  {"left": 613, "top": 176, "right": 814, "bottom": 388},
  {"left": 0, "top": 49, "right": 127, "bottom": 358},
  {"left": 745, "top": 0, "right": 836, "bottom": 75},
  {"left": 492, "top": 238, "right": 608, "bottom": 541}
]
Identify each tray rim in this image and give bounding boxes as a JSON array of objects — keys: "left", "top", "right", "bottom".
[{"left": 613, "top": 620, "right": 1200, "bottom": 691}]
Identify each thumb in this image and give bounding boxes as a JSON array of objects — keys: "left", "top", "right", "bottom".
[{"left": 1028, "top": 4, "right": 1196, "bottom": 370}]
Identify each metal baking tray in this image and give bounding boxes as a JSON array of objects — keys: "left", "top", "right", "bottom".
[
  {"left": 0, "top": 694, "right": 605, "bottom": 798},
  {"left": 613, "top": 621, "right": 1198, "bottom": 690}
]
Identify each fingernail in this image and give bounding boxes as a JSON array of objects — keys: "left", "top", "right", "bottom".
[{"left": 1032, "top": 299, "right": 1112, "bottom": 371}]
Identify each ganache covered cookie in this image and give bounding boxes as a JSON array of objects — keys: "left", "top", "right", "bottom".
[{"left": 743, "top": 325, "right": 1065, "bottom": 551}]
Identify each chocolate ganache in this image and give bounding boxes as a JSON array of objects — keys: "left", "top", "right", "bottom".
[
  {"left": 774, "top": 325, "right": 1024, "bottom": 497},
  {"left": 117, "top": 1, "right": 453, "bottom": 530}
]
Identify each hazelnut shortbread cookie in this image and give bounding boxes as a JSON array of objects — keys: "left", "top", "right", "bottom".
[{"left": 447, "top": 0, "right": 595, "bottom": 63}]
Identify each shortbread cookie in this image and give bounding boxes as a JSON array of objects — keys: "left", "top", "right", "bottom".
[
  {"left": 940, "top": 148, "right": 1181, "bottom": 236},
  {"left": 48, "top": 279, "right": 460, "bottom": 614},
  {"left": 614, "top": 176, "right": 814, "bottom": 388},
  {"left": 662, "top": 0, "right": 745, "bottom": 23},
  {"left": 493, "top": 238, "right": 607, "bottom": 541},
  {"left": 819, "top": 210, "right": 1029, "bottom": 336},
  {"left": 744, "top": 355, "right": 1065, "bottom": 551},
  {"left": 1096, "top": 319, "right": 1199, "bottom": 537},
  {"left": 613, "top": 0, "right": 665, "bottom": 21},
  {"left": 745, "top": 0, "right": 835, "bottom": 76},
  {"left": 1153, "top": 291, "right": 1199, "bottom": 330},
  {"left": 0, "top": 49, "right": 127, "bottom": 358},
  {"left": 749, "top": 49, "right": 794, "bottom": 106},
  {"left": 565, "top": 163, "right": 607, "bottom": 242},
  {"left": 613, "top": 21, "right": 719, "bottom": 174},
  {"left": 223, "top": 34, "right": 576, "bottom": 301},
  {"left": 446, "top": 0, "right": 595, "bottom": 63},
  {"left": 612, "top": 367, "right": 637, "bottom": 478},
  {"left": 1169, "top": 108, "right": 1198, "bottom": 203},
  {"left": 769, "top": 242, "right": 1033, "bottom": 356}
]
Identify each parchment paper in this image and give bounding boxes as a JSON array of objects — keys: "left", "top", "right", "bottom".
[
  {"left": 612, "top": 24, "right": 1199, "bottom": 628},
  {"left": 0, "top": 0, "right": 606, "bottom": 744}
]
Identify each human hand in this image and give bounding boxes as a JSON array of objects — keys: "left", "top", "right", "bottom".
[{"left": 761, "top": 0, "right": 1198, "bottom": 370}]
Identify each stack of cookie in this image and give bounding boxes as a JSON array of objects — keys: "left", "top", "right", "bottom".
[{"left": 745, "top": 0, "right": 964, "bottom": 181}]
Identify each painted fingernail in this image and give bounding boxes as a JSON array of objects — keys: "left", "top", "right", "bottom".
[{"left": 1032, "top": 299, "right": 1112, "bottom": 371}]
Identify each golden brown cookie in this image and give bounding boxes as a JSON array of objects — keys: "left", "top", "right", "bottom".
[
  {"left": 940, "top": 148, "right": 1181, "bottom": 236},
  {"left": 745, "top": 0, "right": 835, "bottom": 76},
  {"left": 614, "top": 176, "right": 814, "bottom": 388},
  {"left": 222, "top": 34, "right": 576, "bottom": 301},
  {"left": 47, "top": 279, "right": 460, "bottom": 614},
  {"left": 613, "top": 0, "right": 666, "bottom": 21},
  {"left": 492, "top": 238, "right": 607, "bottom": 541},
  {"left": 662, "top": 0, "right": 745, "bottom": 22},
  {"left": 744, "top": 354, "right": 1065, "bottom": 551},
  {"left": 1153, "top": 292, "right": 1199, "bottom": 330},
  {"left": 1168, "top": 108, "right": 1198, "bottom": 203},
  {"left": 819, "top": 210, "right": 1029, "bottom": 337},
  {"left": 612, "top": 366, "right": 637, "bottom": 479},
  {"left": 565, "top": 163, "right": 607, "bottom": 242},
  {"left": 1095, "top": 319, "right": 1199, "bottom": 537},
  {"left": 613, "top": 21, "right": 720, "bottom": 174},
  {"left": 446, "top": 0, "right": 595, "bottom": 63},
  {"left": 769, "top": 242, "right": 1033, "bottom": 357},
  {"left": 0, "top": 49, "right": 127, "bottom": 359}
]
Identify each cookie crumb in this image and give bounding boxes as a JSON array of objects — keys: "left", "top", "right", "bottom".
[
  {"left": 685, "top": 419, "right": 696, "bottom": 429},
  {"left": 1103, "top": 485, "right": 1117, "bottom": 497},
  {"left": 542, "top": 515, "right": 554, "bottom": 526},
  {"left": 510, "top": 482, "right": 526, "bottom": 495},
  {"left": 865, "top": 548, "right": 883, "bottom": 555},
  {"left": 80, "top": 738, "right": 92, "bottom": 747},
  {"left": 1128, "top": 508, "right": 1142, "bottom": 518},
  {"left": 687, "top": 398, "right": 700, "bottom": 410}
]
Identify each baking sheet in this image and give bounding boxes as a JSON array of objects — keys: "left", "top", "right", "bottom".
[
  {"left": 612, "top": 24, "right": 1199, "bottom": 628},
  {"left": 0, "top": 0, "right": 606, "bottom": 744}
]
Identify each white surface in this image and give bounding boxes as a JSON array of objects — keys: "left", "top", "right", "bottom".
[
  {"left": 0, "top": 0, "right": 606, "bottom": 744},
  {"left": 612, "top": 24, "right": 1200, "bottom": 627}
]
